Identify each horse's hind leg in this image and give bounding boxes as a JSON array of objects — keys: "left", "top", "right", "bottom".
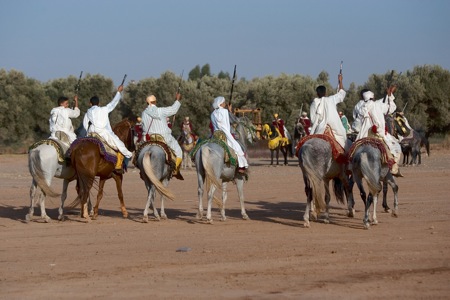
[
  {"left": 323, "top": 182, "right": 331, "bottom": 224},
  {"left": 363, "top": 193, "right": 373, "bottom": 229},
  {"left": 143, "top": 185, "right": 153, "bottom": 223},
  {"left": 382, "top": 180, "right": 391, "bottom": 213},
  {"left": 220, "top": 182, "right": 228, "bottom": 221},
  {"left": 26, "top": 180, "right": 38, "bottom": 222},
  {"left": 371, "top": 193, "right": 379, "bottom": 225},
  {"left": 58, "top": 179, "right": 70, "bottom": 221}
]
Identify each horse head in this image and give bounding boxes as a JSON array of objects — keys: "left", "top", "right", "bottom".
[
  {"left": 113, "top": 118, "right": 137, "bottom": 152},
  {"left": 235, "top": 117, "right": 256, "bottom": 150}
]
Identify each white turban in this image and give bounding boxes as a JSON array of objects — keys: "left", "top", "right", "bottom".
[
  {"left": 362, "top": 91, "right": 375, "bottom": 101},
  {"left": 212, "top": 96, "right": 225, "bottom": 109}
]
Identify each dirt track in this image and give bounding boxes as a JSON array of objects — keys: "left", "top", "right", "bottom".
[{"left": 0, "top": 147, "right": 449, "bottom": 299}]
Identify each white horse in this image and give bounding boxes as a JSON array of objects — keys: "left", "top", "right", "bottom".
[
  {"left": 136, "top": 141, "right": 176, "bottom": 223},
  {"left": 194, "top": 117, "right": 255, "bottom": 223},
  {"left": 350, "top": 143, "right": 399, "bottom": 229},
  {"left": 27, "top": 133, "right": 76, "bottom": 222},
  {"left": 298, "top": 137, "right": 355, "bottom": 227}
]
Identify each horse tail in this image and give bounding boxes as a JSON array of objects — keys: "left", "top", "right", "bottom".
[
  {"left": 28, "top": 149, "right": 61, "bottom": 198},
  {"left": 360, "top": 152, "right": 382, "bottom": 195},
  {"left": 301, "top": 149, "right": 326, "bottom": 213},
  {"left": 143, "top": 152, "right": 175, "bottom": 201},
  {"left": 332, "top": 177, "right": 345, "bottom": 205},
  {"left": 201, "top": 147, "right": 223, "bottom": 209}
]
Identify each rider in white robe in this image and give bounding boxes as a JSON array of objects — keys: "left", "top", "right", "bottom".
[
  {"left": 310, "top": 74, "right": 347, "bottom": 149},
  {"left": 141, "top": 93, "right": 184, "bottom": 180},
  {"left": 210, "top": 96, "right": 249, "bottom": 171},
  {"left": 49, "top": 96, "right": 80, "bottom": 143},
  {"left": 83, "top": 85, "right": 132, "bottom": 159},
  {"left": 353, "top": 88, "right": 403, "bottom": 177}
]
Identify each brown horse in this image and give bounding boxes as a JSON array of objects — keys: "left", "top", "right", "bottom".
[{"left": 70, "top": 118, "right": 136, "bottom": 221}]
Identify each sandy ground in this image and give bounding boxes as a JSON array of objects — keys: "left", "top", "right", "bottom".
[{"left": 0, "top": 146, "right": 449, "bottom": 299}]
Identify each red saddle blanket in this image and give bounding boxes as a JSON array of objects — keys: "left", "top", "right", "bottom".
[
  {"left": 295, "top": 127, "right": 346, "bottom": 164},
  {"left": 348, "top": 137, "right": 395, "bottom": 168}
]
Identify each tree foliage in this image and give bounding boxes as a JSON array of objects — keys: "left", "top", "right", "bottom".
[{"left": 1, "top": 64, "right": 449, "bottom": 152}]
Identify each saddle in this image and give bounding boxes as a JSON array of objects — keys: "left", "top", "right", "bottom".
[
  {"left": 133, "top": 134, "right": 176, "bottom": 172},
  {"left": 348, "top": 137, "right": 395, "bottom": 169},
  {"left": 190, "top": 130, "right": 238, "bottom": 167},
  {"left": 67, "top": 132, "right": 119, "bottom": 166},
  {"left": 29, "top": 131, "right": 70, "bottom": 164},
  {"left": 295, "top": 126, "right": 346, "bottom": 164}
]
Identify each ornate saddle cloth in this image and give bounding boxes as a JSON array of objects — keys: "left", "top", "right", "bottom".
[
  {"left": 295, "top": 126, "right": 347, "bottom": 164},
  {"left": 190, "top": 130, "right": 238, "bottom": 167},
  {"left": 67, "top": 132, "right": 118, "bottom": 165},
  {"left": 29, "top": 134, "right": 70, "bottom": 164},
  {"left": 133, "top": 134, "right": 176, "bottom": 171},
  {"left": 348, "top": 137, "right": 395, "bottom": 169}
]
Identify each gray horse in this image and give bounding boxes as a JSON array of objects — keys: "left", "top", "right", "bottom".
[
  {"left": 136, "top": 143, "right": 176, "bottom": 223},
  {"left": 194, "top": 117, "right": 254, "bottom": 223},
  {"left": 350, "top": 144, "right": 398, "bottom": 229},
  {"left": 27, "top": 133, "right": 78, "bottom": 222},
  {"left": 298, "top": 138, "right": 354, "bottom": 227}
]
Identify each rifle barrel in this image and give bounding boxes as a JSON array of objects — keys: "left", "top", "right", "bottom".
[
  {"left": 120, "top": 74, "right": 127, "bottom": 86},
  {"left": 229, "top": 65, "right": 237, "bottom": 105}
]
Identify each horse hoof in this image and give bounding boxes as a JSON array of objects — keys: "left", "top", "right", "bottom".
[
  {"left": 196, "top": 212, "right": 203, "bottom": 220},
  {"left": 220, "top": 216, "right": 226, "bottom": 222},
  {"left": 161, "top": 214, "right": 167, "bottom": 220},
  {"left": 143, "top": 216, "right": 148, "bottom": 223},
  {"left": 206, "top": 219, "right": 213, "bottom": 224},
  {"left": 44, "top": 216, "right": 52, "bottom": 223},
  {"left": 347, "top": 210, "right": 355, "bottom": 218},
  {"left": 242, "top": 214, "right": 250, "bottom": 220},
  {"left": 25, "top": 214, "right": 32, "bottom": 223},
  {"left": 372, "top": 220, "right": 378, "bottom": 225},
  {"left": 323, "top": 219, "right": 330, "bottom": 224},
  {"left": 364, "top": 223, "right": 370, "bottom": 230},
  {"left": 392, "top": 211, "right": 398, "bottom": 218},
  {"left": 303, "top": 222, "right": 310, "bottom": 228}
]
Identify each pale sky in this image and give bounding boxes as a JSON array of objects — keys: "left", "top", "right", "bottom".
[{"left": 1, "top": 0, "right": 449, "bottom": 86}]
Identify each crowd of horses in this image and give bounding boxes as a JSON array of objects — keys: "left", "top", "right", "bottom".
[{"left": 26, "top": 114, "right": 429, "bottom": 229}]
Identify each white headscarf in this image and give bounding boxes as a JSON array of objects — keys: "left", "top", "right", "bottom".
[
  {"left": 362, "top": 91, "right": 375, "bottom": 101},
  {"left": 212, "top": 96, "right": 225, "bottom": 109}
]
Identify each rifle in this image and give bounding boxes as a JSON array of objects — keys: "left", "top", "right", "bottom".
[
  {"left": 120, "top": 74, "right": 127, "bottom": 86},
  {"left": 177, "top": 70, "right": 184, "bottom": 93},
  {"left": 75, "top": 71, "right": 83, "bottom": 96},
  {"left": 229, "top": 65, "right": 237, "bottom": 107},
  {"left": 73, "top": 71, "right": 83, "bottom": 109},
  {"left": 402, "top": 101, "right": 408, "bottom": 113},
  {"left": 383, "top": 70, "right": 395, "bottom": 103},
  {"left": 173, "top": 70, "right": 184, "bottom": 124},
  {"left": 337, "top": 60, "right": 343, "bottom": 91}
]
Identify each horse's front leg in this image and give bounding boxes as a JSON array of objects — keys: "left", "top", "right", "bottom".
[
  {"left": 372, "top": 193, "right": 379, "bottom": 225},
  {"left": 270, "top": 150, "right": 274, "bottom": 165},
  {"left": 276, "top": 148, "right": 280, "bottom": 165},
  {"left": 113, "top": 174, "right": 128, "bottom": 218},
  {"left": 344, "top": 175, "right": 355, "bottom": 218},
  {"left": 382, "top": 179, "right": 390, "bottom": 213},
  {"left": 387, "top": 175, "right": 399, "bottom": 217},
  {"left": 235, "top": 178, "right": 249, "bottom": 220}
]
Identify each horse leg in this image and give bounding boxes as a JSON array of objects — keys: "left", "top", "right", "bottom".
[
  {"left": 160, "top": 180, "right": 169, "bottom": 219},
  {"left": 235, "top": 178, "right": 249, "bottom": 220},
  {"left": 196, "top": 175, "right": 205, "bottom": 220},
  {"left": 363, "top": 193, "right": 373, "bottom": 229},
  {"left": 220, "top": 182, "right": 227, "bottom": 221},
  {"left": 303, "top": 186, "right": 312, "bottom": 228},
  {"left": 58, "top": 179, "right": 70, "bottom": 221},
  {"left": 142, "top": 184, "right": 153, "bottom": 223},
  {"left": 26, "top": 180, "right": 39, "bottom": 222},
  {"left": 323, "top": 181, "right": 331, "bottom": 224},
  {"left": 151, "top": 188, "right": 161, "bottom": 221},
  {"left": 113, "top": 173, "right": 128, "bottom": 218},
  {"left": 386, "top": 174, "right": 399, "bottom": 217},
  {"left": 344, "top": 175, "right": 355, "bottom": 218},
  {"left": 206, "top": 185, "right": 217, "bottom": 224},
  {"left": 276, "top": 148, "right": 280, "bottom": 165},
  {"left": 282, "top": 147, "right": 288, "bottom": 165},
  {"left": 371, "top": 193, "right": 379, "bottom": 225},
  {"left": 92, "top": 179, "right": 106, "bottom": 220},
  {"left": 270, "top": 150, "right": 274, "bottom": 165},
  {"left": 382, "top": 179, "right": 391, "bottom": 213}
]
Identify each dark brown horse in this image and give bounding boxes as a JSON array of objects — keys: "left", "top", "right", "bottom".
[{"left": 70, "top": 118, "right": 136, "bottom": 221}]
